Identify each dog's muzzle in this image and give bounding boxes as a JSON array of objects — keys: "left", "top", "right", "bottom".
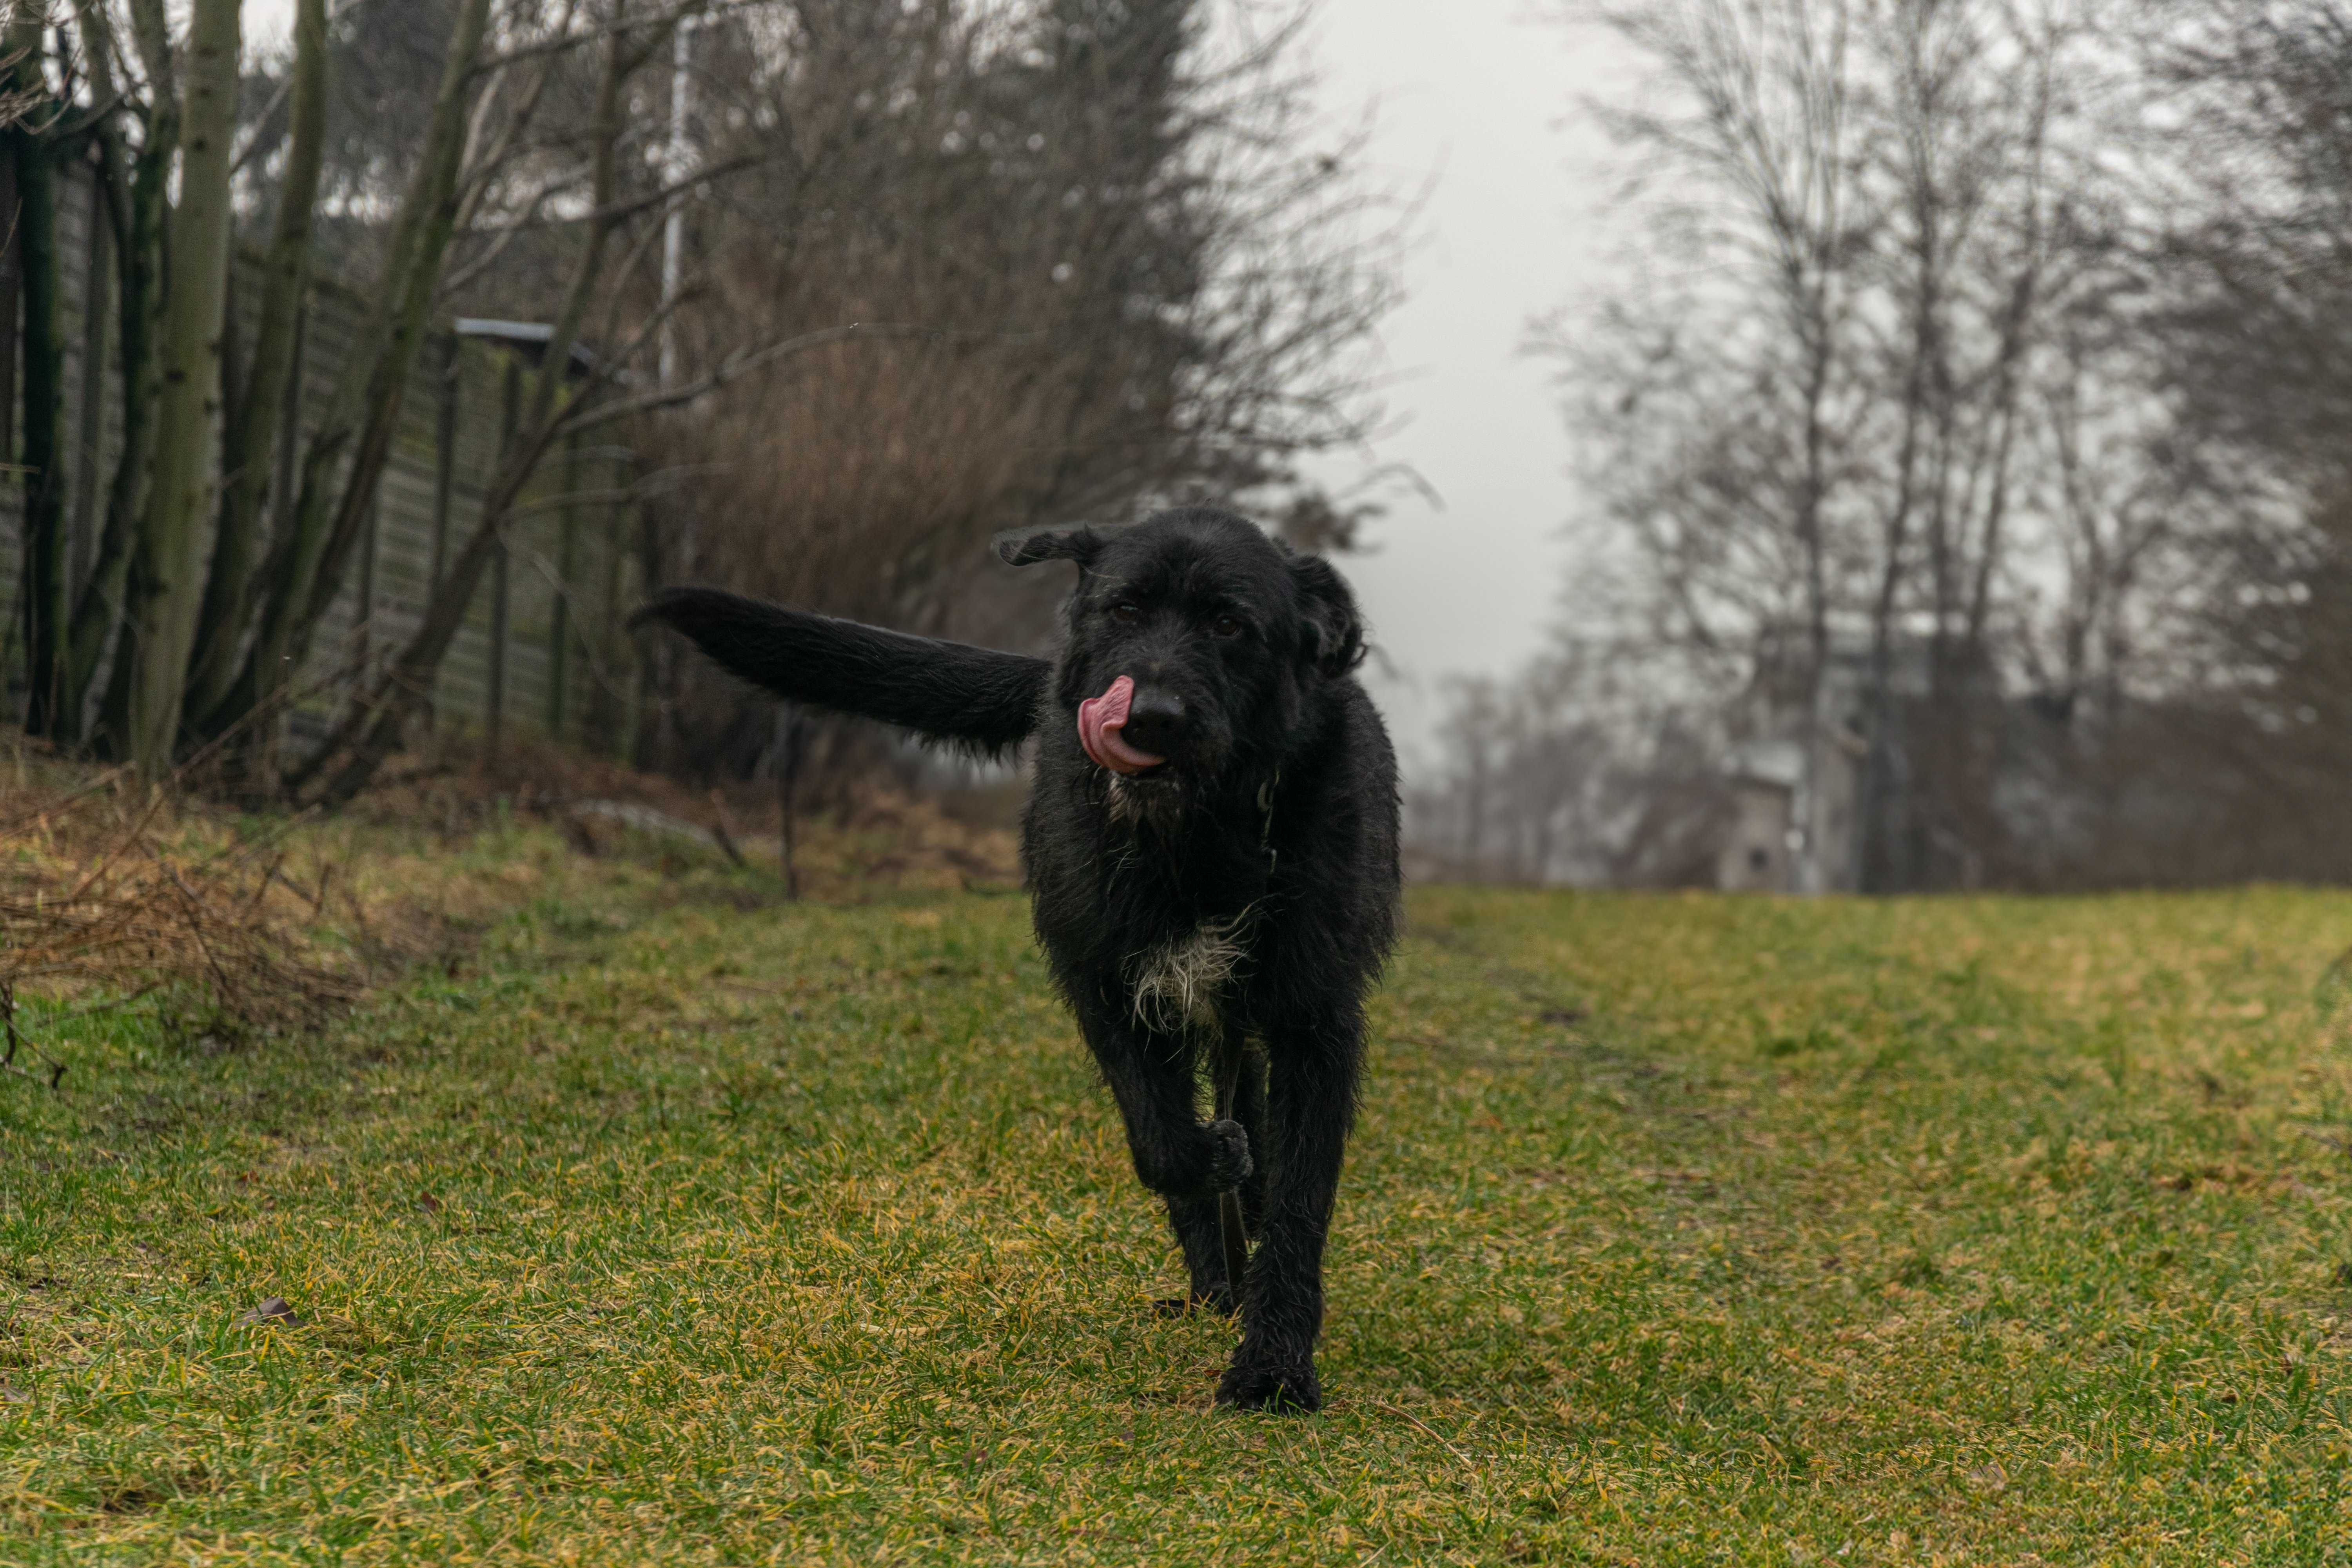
[{"left": 1079, "top": 675, "right": 1169, "bottom": 775}]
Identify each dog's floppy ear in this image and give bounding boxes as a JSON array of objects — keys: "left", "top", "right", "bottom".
[
  {"left": 994, "top": 526, "right": 1103, "bottom": 568},
  {"left": 1290, "top": 552, "right": 1367, "bottom": 677}
]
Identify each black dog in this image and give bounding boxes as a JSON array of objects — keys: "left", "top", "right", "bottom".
[{"left": 636, "top": 506, "right": 1399, "bottom": 1411}]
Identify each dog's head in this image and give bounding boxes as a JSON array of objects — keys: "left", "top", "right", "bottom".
[{"left": 997, "top": 507, "right": 1365, "bottom": 801}]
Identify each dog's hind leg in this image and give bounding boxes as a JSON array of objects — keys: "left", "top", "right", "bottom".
[
  {"left": 1216, "top": 1001, "right": 1363, "bottom": 1414},
  {"left": 1232, "top": 1041, "right": 1270, "bottom": 1238}
]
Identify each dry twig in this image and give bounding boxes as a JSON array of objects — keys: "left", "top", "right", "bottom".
[{"left": 0, "top": 758, "right": 363, "bottom": 1082}]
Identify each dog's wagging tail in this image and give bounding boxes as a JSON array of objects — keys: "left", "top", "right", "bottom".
[
  {"left": 630, "top": 588, "right": 1048, "bottom": 756},
  {"left": 636, "top": 506, "right": 1402, "bottom": 1413}
]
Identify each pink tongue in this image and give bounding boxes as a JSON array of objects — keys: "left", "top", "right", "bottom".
[{"left": 1078, "top": 675, "right": 1164, "bottom": 774}]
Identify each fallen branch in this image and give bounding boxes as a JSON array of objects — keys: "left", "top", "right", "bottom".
[{"left": 706, "top": 790, "right": 749, "bottom": 869}]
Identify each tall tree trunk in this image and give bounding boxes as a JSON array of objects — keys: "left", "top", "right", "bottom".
[
  {"left": 183, "top": 0, "right": 327, "bottom": 728},
  {"left": 0, "top": 135, "right": 17, "bottom": 706},
  {"left": 205, "top": 0, "right": 491, "bottom": 769},
  {"left": 1779, "top": 0, "right": 1852, "bottom": 895},
  {"left": 9, "top": 18, "right": 65, "bottom": 737},
  {"left": 122, "top": 0, "right": 240, "bottom": 777},
  {"left": 69, "top": 0, "right": 175, "bottom": 757},
  {"left": 1790, "top": 290, "right": 1838, "bottom": 893},
  {"left": 69, "top": 145, "right": 113, "bottom": 606},
  {"left": 64, "top": 121, "right": 168, "bottom": 749},
  {"left": 1858, "top": 53, "right": 1944, "bottom": 895},
  {"left": 59, "top": 0, "right": 170, "bottom": 746}
]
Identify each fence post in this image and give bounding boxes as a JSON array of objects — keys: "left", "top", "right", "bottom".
[
  {"left": 428, "top": 332, "right": 458, "bottom": 592},
  {"left": 547, "top": 426, "right": 578, "bottom": 739},
  {"left": 414, "top": 332, "right": 456, "bottom": 737},
  {"left": 354, "top": 488, "right": 378, "bottom": 691},
  {"left": 486, "top": 354, "right": 519, "bottom": 761},
  {"left": 632, "top": 493, "right": 664, "bottom": 772},
  {"left": 597, "top": 447, "right": 632, "bottom": 759}
]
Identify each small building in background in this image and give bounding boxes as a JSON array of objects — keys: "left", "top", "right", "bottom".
[
  {"left": 1714, "top": 625, "right": 1929, "bottom": 894},
  {"left": 1716, "top": 737, "right": 1799, "bottom": 891}
]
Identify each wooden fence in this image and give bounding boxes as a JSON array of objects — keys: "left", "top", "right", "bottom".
[{"left": 0, "top": 157, "right": 644, "bottom": 762}]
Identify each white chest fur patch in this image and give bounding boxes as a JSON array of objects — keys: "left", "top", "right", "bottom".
[{"left": 1129, "top": 913, "right": 1253, "bottom": 1034}]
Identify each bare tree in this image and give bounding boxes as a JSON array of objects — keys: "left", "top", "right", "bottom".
[
  {"left": 7, "top": 5, "right": 67, "bottom": 735},
  {"left": 118, "top": 0, "right": 240, "bottom": 777},
  {"left": 637, "top": 0, "right": 1405, "bottom": 787},
  {"left": 1561, "top": 0, "right": 1874, "bottom": 887},
  {"left": 1406, "top": 632, "right": 1730, "bottom": 887},
  {"left": 1505, "top": 0, "right": 2157, "bottom": 891},
  {"left": 181, "top": 0, "right": 327, "bottom": 732},
  {"left": 2120, "top": 0, "right": 2352, "bottom": 864},
  {"left": 192, "top": 0, "right": 496, "bottom": 779},
  {"left": 56, "top": 0, "right": 176, "bottom": 744},
  {"left": 2, "top": 0, "right": 1396, "bottom": 806},
  {"left": 292, "top": 0, "right": 855, "bottom": 806}
]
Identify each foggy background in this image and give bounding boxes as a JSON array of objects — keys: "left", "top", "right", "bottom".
[
  {"left": 1287, "top": 1, "right": 1619, "bottom": 766},
  {"left": 20, "top": 0, "right": 2352, "bottom": 895}
]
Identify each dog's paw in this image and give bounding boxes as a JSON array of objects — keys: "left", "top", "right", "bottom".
[
  {"left": 1206, "top": 1118, "right": 1253, "bottom": 1191},
  {"left": 1216, "top": 1356, "right": 1321, "bottom": 1414},
  {"left": 1153, "top": 1289, "right": 1238, "bottom": 1319}
]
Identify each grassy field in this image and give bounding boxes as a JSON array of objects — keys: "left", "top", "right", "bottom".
[{"left": 4, "top": 847, "right": 2352, "bottom": 1564}]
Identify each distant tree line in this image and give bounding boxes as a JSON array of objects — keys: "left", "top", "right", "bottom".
[
  {"left": 1415, "top": 0, "right": 2352, "bottom": 890},
  {"left": 0, "top": 0, "right": 1397, "bottom": 800}
]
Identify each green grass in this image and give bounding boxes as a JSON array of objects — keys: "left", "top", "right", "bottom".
[{"left": 6, "top": 868, "right": 2352, "bottom": 1563}]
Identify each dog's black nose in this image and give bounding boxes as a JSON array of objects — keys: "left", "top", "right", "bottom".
[{"left": 1119, "top": 691, "right": 1189, "bottom": 758}]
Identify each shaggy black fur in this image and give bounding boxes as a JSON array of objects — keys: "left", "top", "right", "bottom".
[{"left": 635, "top": 506, "right": 1400, "bottom": 1412}]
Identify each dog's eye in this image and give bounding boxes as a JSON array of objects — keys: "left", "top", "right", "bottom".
[
  {"left": 1210, "top": 615, "right": 1245, "bottom": 639},
  {"left": 1108, "top": 602, "right": 1142, "bottom": 625}
]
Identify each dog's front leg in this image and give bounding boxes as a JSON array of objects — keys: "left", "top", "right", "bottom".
[
  {"left": 1218, "top": 1000, "right": 1363, "bottom": 1414},
  {"left": 1073, "top": 1000, "right": 1253, "bottom": 1306}
]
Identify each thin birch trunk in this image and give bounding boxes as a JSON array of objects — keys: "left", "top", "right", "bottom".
[
  {"left": 59, "top": 0, "right": 170, "bottom": 744},
  {"left": 122, "top": 0, "right": 240, "bottom": 779},
  {"left": 183, "top": 0, "right": 327, "bottom": 726}
]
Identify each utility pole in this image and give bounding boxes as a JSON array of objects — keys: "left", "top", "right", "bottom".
[
  {"left": 659, "top": 16, "right": 694, "bottom": 389},
  {"left": 651, "top": 11, "right": 698, "bottom": 771}
]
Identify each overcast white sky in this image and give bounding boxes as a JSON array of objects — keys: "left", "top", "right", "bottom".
[
  {"left": 1292, "top": 0, "right": 1625, "bottom": 767},
  {"left": 244, "top": 0, "right": 1628, "bottom": 766}
]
